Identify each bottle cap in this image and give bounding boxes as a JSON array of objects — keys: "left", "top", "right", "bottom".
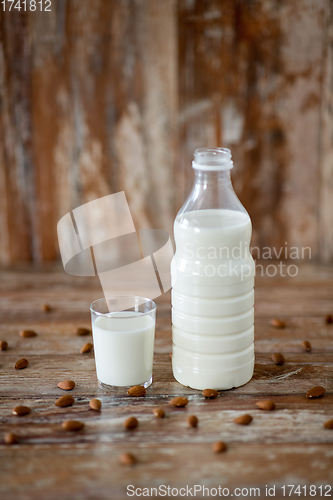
[{"left": 192, "top": 148, "right": 233, "bottom": 171}]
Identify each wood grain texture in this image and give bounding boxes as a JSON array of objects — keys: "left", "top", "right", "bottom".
[
  {"left": 0, "top": 10, "right": 37, "bottom": 263},
  {"left": 178, "top": 0, "right": 333, "bottom": 260},
  {"left": 0, "top": 444, "right": 331, "bottom": 500},
  {"left": 0, "top": 263, "right": 332, "bottom": 499},
  {"left": 0, "top": 0, "right": 333, "bottom": 264},
  {"left": 0, "top": 0, "right": 177, "bottom": 263},
  {"left": 318, "top": 0, "right": 333, "bottom": 262}
]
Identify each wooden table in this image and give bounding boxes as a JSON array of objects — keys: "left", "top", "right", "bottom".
[{"left": 0, "top": 263, "right": 332, "bottom": 499}]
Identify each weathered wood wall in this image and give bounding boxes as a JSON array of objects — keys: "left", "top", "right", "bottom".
[
  {"left": 0, "top": 0, "right": 332, "bottom": 264},
  {"left": 179, "top": 0, "right": 333, "bottom": 261}
]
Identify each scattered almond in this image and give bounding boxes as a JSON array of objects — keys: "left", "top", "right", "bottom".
[
  {"left": 153, "top": 408, "right": 165, "bottom": 418},
  {"left": 62, "top": 420, "right": 84, "bottom": 431},
  {"left": 58, "top": 380, "right": 75, "bottom": 391},
  {"left": 323, "top": 419, "right": 333, "bottom": 429},
  {"left": 89, "top": 398, "right": 101, "bottom": 411},
  {"left": 302, "top": 340, "right": 311, "bottom": 352},
  {"left": 127, "top": 385, "right": 146, "bottom": 397},
  {"left": 169, "top": 397, "right": 189, "bottom": 407},
  {"left": 212, "top": 441, "right": 227, "bottom": 453},
  {"left": 12, "top": 405, "right": 31, "bottom": 416},
  {"left": 202, "top": 389, "right": 218, "bottom": 399},
  {"left": 187, "top": 415, "right": 198, "bottom": 428},
  {"left": 20, "top": 329, "right": 37, "bottom": 338},
  {"left": 76, "top": 327, "right": 91, "bottom": 336},
  {"left": 271, "top": 318, "right": 286, "bottom": 328},
  {"left": 234, "top": 414, "right": 253, "bottom": 425},
  {"left": 41, "top": 303, "right": 51, "bottom": 312},
  {"left": 4, "top": 432, "right": 18, "bottom": 445},
  {"left": 306, "top": 386, "right": 326, "bottom": 399},
  {"left": 325, "top": 314, "right": 333, "bottom": 324},
  {"left": 256, "top": 400, "right": 275, "bottom": 411},
  {"left": 55, "top": 395, "right": 75, "bottom": 407},
  {"left": 123, "top": 417, "right": 139, "bottom": 430},
  {"left": 272, "top": 353, "right": 285, "bottom": 365},
  {"left": 119, "top": 452, "right": 136, "bottom": 466},
  {"left": 80, "top": 342, "right": 93, "bottom": 354},
  {"left": 15, "top": 358, "right": 29, "bottom": 370},
  {"left": 0, "top": 340, "right": 8, "bottom": 350}
]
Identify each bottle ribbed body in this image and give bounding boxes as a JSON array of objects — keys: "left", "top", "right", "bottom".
[{"left": 171, "top": 149, "right": 255, "bottom": 390}]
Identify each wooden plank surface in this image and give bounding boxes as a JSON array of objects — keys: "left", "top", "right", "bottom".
[{"left": 0, "top": 263, "right": 333, "bottom": 499}]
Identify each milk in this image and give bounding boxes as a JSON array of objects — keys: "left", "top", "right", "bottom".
[
  {"left": 92, "top": 311, "right": 155, "bottom": 387},
  {"left": 171, "top": 209, "right": 255, "bottom": 390}
]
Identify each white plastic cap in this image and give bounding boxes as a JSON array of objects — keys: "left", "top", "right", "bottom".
[{"left": 192, "top": 148, "right": 233, "bottom": 171}]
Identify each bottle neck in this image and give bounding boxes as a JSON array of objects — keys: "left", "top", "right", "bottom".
[
  {"left": 186, "top": 168, "right": 235, "bottom": 211},
  {"left": 177, "top": 164, "right": 246, "bottom": 215},
  {"left": 176, "top": 148, "right": 247, "bottom": 216},
  {"left": 194, "top": 169, "right": 231, "bottom": 186}
]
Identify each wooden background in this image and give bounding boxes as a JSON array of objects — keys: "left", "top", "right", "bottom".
[{"left": 0, "top": 0, "right": 333, "bottom": 265}]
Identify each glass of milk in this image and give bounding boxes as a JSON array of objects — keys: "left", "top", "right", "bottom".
[{"left": 90, "top": 297, "right": 156, "bottom": 389}]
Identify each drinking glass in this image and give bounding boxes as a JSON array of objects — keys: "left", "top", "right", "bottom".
[{"left": 90, "top": 296, "right": 156, "bottom": 389}]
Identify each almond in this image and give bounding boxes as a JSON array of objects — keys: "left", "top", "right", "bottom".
[
  {"left": 325, "top": 314, "right": 333, "bottom": 324},
  {"left": 62, "top": 420, "right": 84, "bottom": 431},
  {"left": 12, "top": 405, "right": 31, "bottom": 416},
  {"left": 169, "top": 353, "right": 172, "bottom": 359},
  {"left": 271, "top": 318, "right": 286, "bottom": 328},
  {"left": 169, "top": 397, "right": 188, "bottom": 407},
  {"left": 57, "top": 380, "right": 75, "bottom": 391},
  {"left": 323, "top": 419, "right": 333, "bottom": 429},
  {"left": 256, "top": 400, "right": 275, "bottom": 411},
  {"left": 76, "top": 327, "right": 91, "bottom": 336},
  {"left": 89, "top": 398, "right": 101, "bottom": 411},
  {"left": 212, "top": 441, "right": 227, "bottom": 453},
  {"left": 306, "top": 386, "right": 326, "bottom": 399},
  {"left": 80, "top": 342, "right": 93, "bottom": 354},
  {"left": 119, "top": 452, "right": 136, "bottom": 466},
  {"left": 302, "top": 340, "right": 311, "bottom": 352},
  {"left": 20, "top": 329, "right": 37, "bottom": 338},
  {"left": 234, "top": 414, "right": 253, "bottom": 425},
  {"left": 127, "top": 385, "right": 146, "bottom": 397},
  {"left": 123, "top": 417, "right": 138, "bottom": 430},
  {"left": 15, "top": 358, "right": 29, "bottom": 370},
  {"left": 4, "top": 432, "right": 18, "bottom": 445},
  {"left": 272, "top": 353, "right": 285, "bottom": 365},
  {"left": 187, "top": 415, "right": 198, "bottom": 428},
  {"left": 0, "top": 340, "right": 8, "bottom": 350},
  {"left": 202, "top": 389, "right": 218, "bottom": 399},
  {"left": 41, "top": 303, "right": 51, "bottom": 312},
  {"left": 153, "top": 408, "right": 165, "bottom": 418},
  {"left": 55, "top": 395, "right": 74, "bottom": 407}
]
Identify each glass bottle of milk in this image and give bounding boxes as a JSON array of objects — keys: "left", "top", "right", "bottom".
[{"left": 171, "top": 148, "right": 255, "bottom": 390}]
